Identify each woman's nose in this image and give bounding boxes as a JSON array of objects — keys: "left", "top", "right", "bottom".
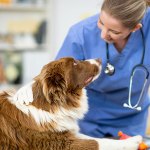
[{"left": 101, "top": 28, "right": 109, "bottom": 39}]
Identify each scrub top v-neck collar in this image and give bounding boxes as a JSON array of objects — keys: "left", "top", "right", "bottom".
[{"left": 109, "top": 31, "right": 137, "bottom": 58}]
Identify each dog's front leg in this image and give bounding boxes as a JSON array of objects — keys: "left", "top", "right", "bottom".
[
  {"left": 76, "top": 133, "right": 142, "bottom": 150},
  {"left": 69, "top": 139, "right": 99, "bottom": 150}
]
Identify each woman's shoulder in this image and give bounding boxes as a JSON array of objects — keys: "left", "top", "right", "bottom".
[
  {"left": 69, "top": 14, "right": 99, "bottom": 32},
  {"left": 142, "top": 7, "right": 150, "bottom": 26}
]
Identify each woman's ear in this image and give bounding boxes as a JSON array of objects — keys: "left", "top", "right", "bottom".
[{"left": 132, "top": 23, "right": 142, "bottom": 32}]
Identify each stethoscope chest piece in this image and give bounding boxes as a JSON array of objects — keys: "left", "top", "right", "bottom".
[{"left": 104, "top": 62, "right": 115, "bottom": 75}]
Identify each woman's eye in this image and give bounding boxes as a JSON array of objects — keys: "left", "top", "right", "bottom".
[
  {"left": 112, "top": 32, "right": 119, "bottom": 35},
  {"left": 111, "top": 30, "right": 120, "bottom": 35}
]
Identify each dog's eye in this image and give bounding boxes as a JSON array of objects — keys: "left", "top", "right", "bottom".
[{"left": 73, "top": 60, "right": 79, "bottom": 66}]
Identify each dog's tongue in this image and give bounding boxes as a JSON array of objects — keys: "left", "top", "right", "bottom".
[{"left": 85, "top": 76, "right": 93, "bottom": 85}]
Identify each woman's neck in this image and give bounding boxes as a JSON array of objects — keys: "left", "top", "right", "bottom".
[
  {"left": 114, "top": 34, "right": 131, "bottom": 53},
  {"left": 114, "top": 41, "right": 127, "bottom": 53}
]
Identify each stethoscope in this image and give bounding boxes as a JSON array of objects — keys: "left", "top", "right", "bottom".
[{"left": 104, "top": 28, "right": 149, "bottom": 111}]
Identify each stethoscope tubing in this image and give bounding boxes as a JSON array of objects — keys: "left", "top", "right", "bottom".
[
  {"left": 105, "top": 28, "right": 149, "bottom": 111},
  {"left": 128, "top": 67, "right": 148, "bottom": 107}
]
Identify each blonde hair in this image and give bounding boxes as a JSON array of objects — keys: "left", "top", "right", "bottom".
[{"left": 101, "top": 0, "right": 150, "bottom": 29}]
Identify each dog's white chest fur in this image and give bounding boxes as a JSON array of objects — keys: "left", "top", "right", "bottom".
[{"left": 8, "top": 89, "right": 88, "bottom": 132}]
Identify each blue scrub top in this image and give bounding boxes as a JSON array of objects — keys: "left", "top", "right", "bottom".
[{"left": 56, "top": 8, "right": 150, "bottom": 138}]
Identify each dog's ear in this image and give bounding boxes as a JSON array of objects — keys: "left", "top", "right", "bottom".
[{"left": 42, "top": 73, "right": 67, "bottom": 105}]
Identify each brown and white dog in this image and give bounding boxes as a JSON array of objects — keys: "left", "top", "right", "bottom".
[{"left": 0, "top": 57, "right": 142, "bottom": 150}]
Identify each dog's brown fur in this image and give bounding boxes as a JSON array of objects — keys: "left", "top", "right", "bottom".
[{"left": 0, "top": 57, "right": 100, "bottom": 150}]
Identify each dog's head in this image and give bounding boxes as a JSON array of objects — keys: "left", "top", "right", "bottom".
[{"left": 33, "top": 57, "right": 102, "bottom": 109}]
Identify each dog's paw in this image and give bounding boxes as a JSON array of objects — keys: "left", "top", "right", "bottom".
[
  {"left": 119, "top": 135, "right": 142, "bottom": 150},
  {"left": 98, "top": 135, "right": 142, "bottom": 150},
  {"left": 13, "top": 81, "right": 35, "bottom": 105}
]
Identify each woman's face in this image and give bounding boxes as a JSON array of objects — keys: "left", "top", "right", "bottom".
[{"left": 97, "top": 11, "right": 132, "bottom": 43}]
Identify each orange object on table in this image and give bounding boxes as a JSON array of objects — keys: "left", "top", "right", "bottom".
[{"left": 118, "top": 131, "right": 149, "bottom": 150}]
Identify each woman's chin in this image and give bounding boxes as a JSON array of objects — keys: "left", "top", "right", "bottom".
[{"left": 104, "top": 39, "right": 114, "bottom": 43}]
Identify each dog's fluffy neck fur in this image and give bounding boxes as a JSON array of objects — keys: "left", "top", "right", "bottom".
[{"left": 7, "top": 80, "right": 88, "bottom": 133}]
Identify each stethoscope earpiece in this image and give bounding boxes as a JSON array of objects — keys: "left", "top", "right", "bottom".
[{"left": 104, "top": 63, "right": 115, "bottom": 76}]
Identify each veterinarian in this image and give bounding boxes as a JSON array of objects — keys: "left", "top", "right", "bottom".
[
  {"left": 13, "top": 0, "right": 150, "bottom": 138},
  {"left": 55, "top": 0, "right": 150, "bottom": 138}
]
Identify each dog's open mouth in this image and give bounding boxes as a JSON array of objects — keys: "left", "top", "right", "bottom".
[{"left": 84, "top": 76, "right": 94, "bottom": 85}]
